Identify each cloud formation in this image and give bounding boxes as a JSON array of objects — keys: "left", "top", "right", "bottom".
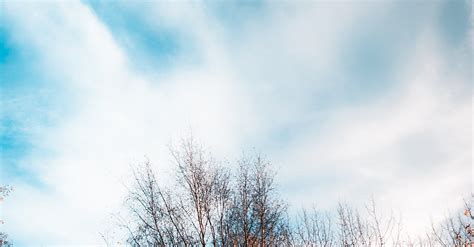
[{"left": 0, "top": 1, "right": 471, "bottom": 244}]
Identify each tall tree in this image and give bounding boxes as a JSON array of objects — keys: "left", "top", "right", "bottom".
[
  {"left": 119, "top": 137, "right": 469, "bottom": 247},
  {"left": 170, "top": 137, "right": 217, "bottom": 247}
]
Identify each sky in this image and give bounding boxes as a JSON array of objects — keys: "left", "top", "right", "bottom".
[{"left": 0, "top": 0, "right": 472, "bottom": 245}]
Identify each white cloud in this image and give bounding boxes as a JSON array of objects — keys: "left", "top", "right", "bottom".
[
  {"left": 3, "top": 1, "right": 256, "bottom": 244},
  {"left": 1, "top": 0, "right": 470, "bottom": 244},
  {"left": 275, "top": 30, "right": 471, "bottom": 235}
]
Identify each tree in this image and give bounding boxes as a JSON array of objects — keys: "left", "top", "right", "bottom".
[
  {"left": 248, "top": 155, "right": 289, "bottom": 246},
  {"left": 295, "top": 207, "right": 334, "bottom": 246},
  {"left": 429, "top": 197, "right": 473, "bottom": 246},
  {"left": 118, "top": 137, "right": 469, "bottom": 247},
  {"left": 209, "top": 165, "right": 233, "bottom": 246},
  {"left": 228, "top": 157, "right": 255, "bottom": 246},
  {"left": 337, "top": 199, "right": 403, "bottom": 246},
  {"left": 229, "top": 154, "right": 290, "bottom": 246},
  {"left": 123, "top": 160, "right": 192, "bottom": 246},
  {"left": 170, "top": 137, "right": 220, "bottom": 247},
  {"left": 121, "top": 138, "right": 292, "bottom": 246},
  {"left": 0, "top": 186, "right": 12, "bottom": 247},
  {"left": 121, "top": 137, "right": 239, "bottom": 246}
]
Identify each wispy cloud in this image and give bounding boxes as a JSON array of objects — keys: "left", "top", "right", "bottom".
[{"left": 0, "top": 1, "right": 471, "bottom": 244}]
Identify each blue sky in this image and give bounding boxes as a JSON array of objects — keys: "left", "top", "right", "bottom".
[{"left": 0, "top": 1, "right": 472, "bottom": 245}]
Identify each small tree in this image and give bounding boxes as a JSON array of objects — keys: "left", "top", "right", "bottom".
[{"left": 0, "top": 186, "right": 12, "bottom": 247}]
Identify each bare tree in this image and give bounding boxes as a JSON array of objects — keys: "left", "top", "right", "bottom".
[
  {"left": 210, "top": 166, "right": 233, "bottom": 246},
  {"left": 429, "top": 197, "right": 473, "bottom": 247},
  {"left": 337, "top": 202, "right": 372, "bottom": 246},
  {"left": 0, "top": 185, "right": 12, "bottom": 247},
  {"left": 228, "top": 156, "right": 256, "bottom": 246},
  {"left": 170, "top": 136, "right": 218, "bottom": 247},
  {"left": 250, "top": 155, "right": 289, "bottom": 246},
  {"left": 228, "top": 154, "right": 290, "bottom": 246},
  {"left": 295, "top": 207, "right": 334, "bottom": 246},
  {"left": 124, "top": 161, "right": 191, "bottom": 246},
  {"left": 365, "top": 198, "right": 401, "bottom": 246},
  {"left": 122, "top": 137, "right": 237, "bottom": 246},
  {"left": 336, "top": 199, "right": 402, "bottom": 247},
  {"left": 118, "top": 137, "right": 469, "bottom": 247}
]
